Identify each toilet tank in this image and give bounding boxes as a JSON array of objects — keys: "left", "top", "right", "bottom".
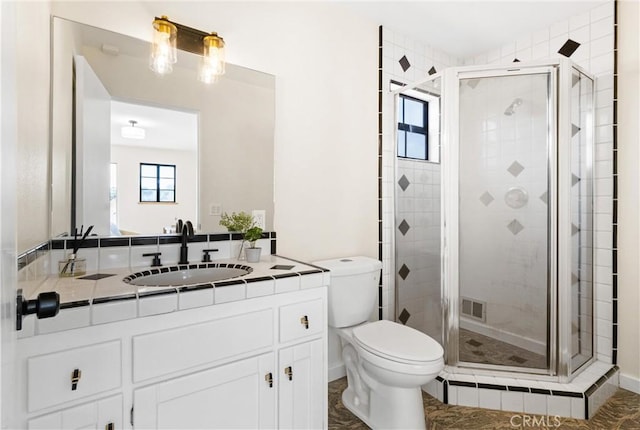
[{"left": 313, "top": 256, "right": 382, "bottom": 328}]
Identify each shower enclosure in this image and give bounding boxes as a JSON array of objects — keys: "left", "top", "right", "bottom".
[{"left": 393, "top": 59, "right": 595, "bottom": 381}]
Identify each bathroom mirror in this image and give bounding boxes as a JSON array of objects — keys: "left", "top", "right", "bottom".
[{"left": 51, "top": 17, "right": 275, "bottom": 237}]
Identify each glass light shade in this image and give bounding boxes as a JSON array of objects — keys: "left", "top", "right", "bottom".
[
  {"left": 150, "top": 16, "right": 177, "bottom": 75},
  {"left": 198, "top": 33, "right": 225, "bottom": 84},
  {"left": 121, "top": 121, "right": 146, "bottom": 140}
]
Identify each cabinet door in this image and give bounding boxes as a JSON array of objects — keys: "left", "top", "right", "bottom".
[
  {"left": 28, "top": 394, "right": 122, "bottom": 430},
  {"left": 134, "top": 353, "right": 275, "bottom": 429},
  {"left": 278, "top": 340, "right": 324, "bottom": 429}
]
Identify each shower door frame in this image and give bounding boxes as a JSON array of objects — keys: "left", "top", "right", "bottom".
[
  {"left": 443, "top": 63, "right": 559, "bottom": 377},
  {"left": 391, "top": 59, "right": 596, "bottom": 382},
  {"left": 442, "top": 59, "right": 595, "bottom": 380}
]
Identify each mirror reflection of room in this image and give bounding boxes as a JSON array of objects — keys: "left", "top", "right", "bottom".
[
  {"left": 51, "top": 18, "right": 275, "bottom": 238},
  {"left": 110, "top": 101, "right": 198, "bottom": 236}
]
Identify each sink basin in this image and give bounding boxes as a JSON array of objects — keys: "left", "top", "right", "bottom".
[{"left": 126, "top": 266, "right": 251, "bottom": 287}]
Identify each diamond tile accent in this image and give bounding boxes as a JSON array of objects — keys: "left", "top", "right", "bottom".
[
  {"left": 507, "top": 161, "right": 525, "bottom": 177},
  {"left": 398, "top": 174, "right": 410, "bottom": 191},
  {"left": 539, "top": 191, "right": 548, "bottom": 204},
  {"left": 572, "top": 174, "right": 581, "bottom": 186},
  {"left": 558, "top": 39, "right": 581, "bottom": 57},
  {"left": 467, "top": 339, "right": 483, "bottom": 347},
  {"left": 513, "top": 58, "right": 521, "bottom": 63},
  {"left": 399, "top": 308, "right": 410, "bottom": 325},
  {"left": 507, "top": 219, "right": 524, "bottom": 235},
  {"left": 572, "top": 223, "right": 580, "bottom": 236},
  {"left": 428, "top": 66, "right": 437, "bottom": 75},
  {"left": 398, "top": 219, "right": 411, "bottom": 236},
  {"left": 398, "top": 263, "right": 410, "bottom": 280},
  {"left": 572, "top": 124, "right": 581, "bottom": 137},
  {"left": 399, "top": 55, "right": 411, "bottom": 72},
  {"left": 467, "top": 79, "right": 480, "bottom": 89},
  {"left": 479, "top": 191, "right": 495, "bottom": 206},
  {"left": 508, "top": 355, "right": 527, "bottom": 364}
]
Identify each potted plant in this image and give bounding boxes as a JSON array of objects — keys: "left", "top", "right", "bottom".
[
  {"left": 219, "top": 211, "right": 261, "bottom": 261},
  {"left": 244, "top": 226, "right": 264, "bottom": 263}
]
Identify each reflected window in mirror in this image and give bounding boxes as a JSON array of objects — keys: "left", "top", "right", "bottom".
[
  {"left": 397, "top": 94, "right": 429, "bottom": 160},
  {"left": 140, "top": 163, "right": 176, "bottom": 203}
]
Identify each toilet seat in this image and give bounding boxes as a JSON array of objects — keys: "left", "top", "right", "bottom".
[{"left": 352, "top": 320, "right": 443, "bottom": 364}]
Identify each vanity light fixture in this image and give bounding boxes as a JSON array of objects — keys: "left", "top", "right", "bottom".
[
  {"left": 150, "top": 15, "right": 177, "bottom": 75},
  {"left": 150, "top": 15, "right": 226, "bottom": 84},
  {"left": 121, "top": 120, "right": 146, "bottom": 140},
  {"left": 198, "top": 32, "right": 226, "bottom": 84}
]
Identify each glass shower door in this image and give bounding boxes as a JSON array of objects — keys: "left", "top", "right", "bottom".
[{"left": 456, "top": 71, "right": 553, "bottom": 372}]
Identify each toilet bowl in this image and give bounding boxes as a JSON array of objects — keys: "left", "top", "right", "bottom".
[
  {"left": 314, "top": 256, "right": 444, "bottom": 430},
  {"left": 337, "top": 320, "right": 444, "bottom": 429}
]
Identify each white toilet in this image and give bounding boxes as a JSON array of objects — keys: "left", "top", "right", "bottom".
[{"left": 315, "top": 256, "right": 444, "bottom": 430}]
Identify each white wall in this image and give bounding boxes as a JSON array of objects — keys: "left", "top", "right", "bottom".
[
  {"left": 15, "top": 2, "right": 51, "bottom": 253},
  {"left": 617, "top": 0, "right": 640, "bottom": 393},
  {"left": 111, "top": 145, "right": 197, "bottom": 235},
  {"left": 51, "top": 1, "right": 379, "bottom": 262}
]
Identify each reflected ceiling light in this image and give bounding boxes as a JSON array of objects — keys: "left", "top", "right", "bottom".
[
  {"left": 150, "top": 15, "right": 226, "bottom": 84},
  {"left": 199, "top": 32, "right": 226, "bottom": 84},
  {"left": 121, "top": 120, "right": 146, "bottom": 140},
  {"left": 150, "top": 15, "right": 177, "bottom": 75}
]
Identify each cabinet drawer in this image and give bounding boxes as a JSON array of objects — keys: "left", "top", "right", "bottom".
[
  {"left": 279, "top": 299, "right": 324, "bottom": 343},
  {"left": 133, "top": 308, "right": 273, "bottom": 382},
  {"left": 27, "top": 340, "right": 121, "bottom": 413}
]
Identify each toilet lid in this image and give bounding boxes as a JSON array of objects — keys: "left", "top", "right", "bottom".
[{"left": 352, "top": 320, "right": 444, "bottom": 363}]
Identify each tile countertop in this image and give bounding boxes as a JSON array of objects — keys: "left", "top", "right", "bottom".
[{"left": 27, "top": 255, "right": 330, "bottom": 308}]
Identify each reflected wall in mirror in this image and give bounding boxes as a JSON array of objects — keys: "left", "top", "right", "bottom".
[{"left": 51, "top": 17, "right": 275, "bottom": 237}]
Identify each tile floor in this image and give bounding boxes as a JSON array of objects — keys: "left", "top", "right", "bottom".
[
  {"left": 459, "top": 328, "right": 547, "bottom": 370},
  {"left": 328, "top": 377, "right": 640, "bottom": 429}
]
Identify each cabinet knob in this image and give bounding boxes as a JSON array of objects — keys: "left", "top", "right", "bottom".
[
  {"left": 265, "top": 372, "right": 273, "bottom": 388},
  {"left": 284, "top": 366, "right": 293, "bottom": 381},
  {"left": 300, "top": 315, "right": 309, "bottom": 329},
  {"left": 71, "top": 368, "right": 82, "bottom": 391},
  {"left": 105, "top": 423, "right": 114, "bottom": 430}
]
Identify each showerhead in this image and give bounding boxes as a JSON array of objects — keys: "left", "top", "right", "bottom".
[{"left": 504, "top": 98, "right": 523, "bottom": 116}]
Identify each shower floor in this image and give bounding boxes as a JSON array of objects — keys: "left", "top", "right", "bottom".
[{"left": 459, "top": 328, "right": 547, "bottom": 369}]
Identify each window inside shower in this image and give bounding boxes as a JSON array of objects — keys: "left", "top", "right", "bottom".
[{"left": 397, "top": 94, "right": 429, "bottom": 160}]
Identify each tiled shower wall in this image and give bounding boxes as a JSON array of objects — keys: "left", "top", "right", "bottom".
[
  {"left": 396, "top": 159, "right": 441, "bottom": 342},
  {"left": 380, "top": 1, "right": 615, "bottom": 362},
  {"left": 463, "top": 1, "right": 616, "bottom": 364},
  {"left": 379, "top": 28, "right": 460, "bottom": 322}
]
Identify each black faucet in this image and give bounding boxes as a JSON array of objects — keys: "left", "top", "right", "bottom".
[{"left": 177, "top": 219, "right": 194, "bottom": 264}]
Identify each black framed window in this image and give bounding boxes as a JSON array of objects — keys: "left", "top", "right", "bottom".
[
  {"left": 140, "top": 163, "right": 176, "bottom": 203},
  {"left": 397, "top": 94, "right": 429, "bottom": 160}
]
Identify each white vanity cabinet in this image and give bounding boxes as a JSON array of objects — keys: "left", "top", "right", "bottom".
[
  {"left": 16, "top": 285, "right": 327, "bottom": 430},
  {"left": 134, "top": 353, "right": 276, "bottom": 429},
  {"left": 279, "top": 339, "right": 324, "bottom": 429},
  {"left": 28, "top": 395, "right": 123, "bottom": 430}
]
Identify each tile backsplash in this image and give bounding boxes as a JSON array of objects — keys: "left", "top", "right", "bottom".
[{"left": 18, "top": 232, "right": 277, "bottom": 299}]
